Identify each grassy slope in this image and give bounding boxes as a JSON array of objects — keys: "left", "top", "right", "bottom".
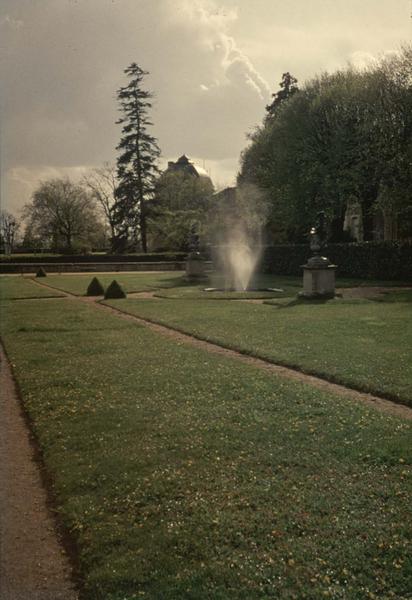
[
  {"left": 104, "top": 297, "right": 412, "bottom": 406},
  {"left": 0, "top": 296, "right": 411, "bottom": 599},
  {"left": 0, "top": 276, "right": 65, "bottom": 300}
]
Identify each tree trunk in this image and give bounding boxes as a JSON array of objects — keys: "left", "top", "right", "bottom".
[{"left": 140, "top": 200, "right": 147, "bottom": 253}]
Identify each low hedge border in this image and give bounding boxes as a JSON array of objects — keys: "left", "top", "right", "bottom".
[
  {"left": 261, "top": 242, "right": 412, "bottom": 280},
  {"left": 0, "top": 252, "right": 188, "bottom": 264}
]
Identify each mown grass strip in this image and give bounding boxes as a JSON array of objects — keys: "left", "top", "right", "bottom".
[
  {"left": 37, "top": 272, "right": 187, "bottom": 296},
  {"left": 1, "top": 298, "right": 411, "bottom": 599},
  {"left": 103, "top": 297, "right": 412, "bottom": 407},
  {"left": 0, "top": 276, "right": 66, "bottom": 300},
  {"left": 27, "top": 271, "right": 412, "bottom": 299}
]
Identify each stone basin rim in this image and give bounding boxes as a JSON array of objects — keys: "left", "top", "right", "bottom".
[{"left": 204, "top": 287, "right": 284, "bottom": 293}]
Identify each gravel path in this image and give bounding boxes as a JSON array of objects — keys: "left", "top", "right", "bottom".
[{"left": 0, "top": 344, "right": 79, "bottom": 600}]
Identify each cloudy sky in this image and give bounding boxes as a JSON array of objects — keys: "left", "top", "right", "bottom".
[{"left": 1, "top": 0, "right": 411, "bottom": 214}]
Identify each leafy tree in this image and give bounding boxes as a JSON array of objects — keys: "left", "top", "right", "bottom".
[
  {"left": 83, "top": 162, "right": 118, "bottom": 243},
  {"left": 149, "top": 170, "right": 214, "bottom": 251},
  {"left": 364, "top": 47, "right": 412, "bottom": 238},
  {"left": 23, "top": 178, "right": 105, "bottom": 253},
  {"left": 0, "top": 210, "right": 20, "bottom": 254},
  {"left": 114, "top": 63, "right": 161, "bottom": 253},
  {"left": 239, "top": 47, "right": 412, "bottom": 242}
]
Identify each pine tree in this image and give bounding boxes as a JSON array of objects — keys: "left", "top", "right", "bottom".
[
  {"left": 113, "top": 63, "right": 161, "bottom": 252},
  {"left": 265, "top": 72, "right": 298, "bottom": 120}
]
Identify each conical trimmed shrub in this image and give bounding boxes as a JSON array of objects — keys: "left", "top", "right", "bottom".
[
  {"left": 86, "top": 277, "right": 105, "bottom": 296},
  {"left": 104, "top": 280, "right": 126, "bottom": 299},
  {"left": 36, "top": 267, "right": 47, "bottom": 277}
]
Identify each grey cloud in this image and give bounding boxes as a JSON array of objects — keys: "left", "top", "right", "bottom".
[{"left": 1, "top": 0, "right": 409, "bottom": 213}]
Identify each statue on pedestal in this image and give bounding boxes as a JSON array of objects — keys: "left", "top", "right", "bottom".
[
  {"left": 301, "top": 211, "right": 337, "bottom": 298},
  {"left": 186, "top": 222, "right": 207, "bottom": 281}
]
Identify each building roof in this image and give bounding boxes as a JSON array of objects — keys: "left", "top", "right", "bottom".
[{"left": 167, "top": 155, "right": 212, "bottom": 182}]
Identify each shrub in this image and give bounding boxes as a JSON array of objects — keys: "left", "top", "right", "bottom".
[
  {"left": 104, "top": 280, "right": 126, "bottom": 299},
  {"left": 86, "top": 277, "right": 105, "bottom": 296},
  {"left": 36, "top": 267, "right": 47, "bottom": 277}
]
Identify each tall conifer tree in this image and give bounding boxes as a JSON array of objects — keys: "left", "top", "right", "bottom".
[{"left": 113, "top": 63, "right": 160, "bottom": 252}]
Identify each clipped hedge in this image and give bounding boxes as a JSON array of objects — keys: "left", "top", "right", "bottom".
[
  {"left": 86, "top": 277, "right": 105, "bottom": 296},
  {"left": 261, "top": 242, "right": 412, "bottom": 280},
  {"left": 104, "top": 280, "right": 126, "bottom": 299},
  {"left": 0, "top": 252, "right": 188, "bottom": 264}
]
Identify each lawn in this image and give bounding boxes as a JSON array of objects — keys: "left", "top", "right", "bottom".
[
  {"left": 26, "top": 271, "right": 409, "bottom": 300},
  {"left": 22, "top": 272, "right": 299, "bottom": 298},
  {"left": 0, "top": 294, "right": 411, "bottom": 599},
  {"left": 29, "top": 272, "right": 187, "bottom": 296},
  {"left": 0, "top": 275, "right": 66, "bottom": 300},
  {"left": 103, "top": 295, "right": 412, "bottom": 406}
]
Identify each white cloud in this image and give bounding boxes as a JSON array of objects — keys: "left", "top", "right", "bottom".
[
  {"left": 0, "top": 14, "right": 23, "bottom": 29},
  {"left": 347, "top": 51, "right": 377, "bottom": 71}
]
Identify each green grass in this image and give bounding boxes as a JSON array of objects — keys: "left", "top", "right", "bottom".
[
  {"left": 0, "top": 252, "right": 64, "bottom": 260},
  {"left": 31, "top": 272, "right": 187, "bottom": 296},
  {"left": 0, "top": 297, "right": 411, "bottom": 599},
  {"left": 372, "top": 289, "right": 412, "bottom": 303},
  {"left": 153, "top": 274, "right": 412, "bottom": 300},
  {"left": 154, "top": 274, "right": 301, "bottom": 300},
  {"left": 0, "top": 276, "right": 65, "bottom": 300},
  {"left": 37, "top": 272, "right": 410, "bottom": 301},
  {"left": 104, "top": 297, "right": 412, "bottom": 406}
]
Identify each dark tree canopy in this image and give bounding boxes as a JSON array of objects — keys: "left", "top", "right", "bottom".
[
  {"left": 113, "top": 63, "right": 161, "bottom": 253},
  {"left": 239, "top": 47, "right": 412, "bottom": 243}
]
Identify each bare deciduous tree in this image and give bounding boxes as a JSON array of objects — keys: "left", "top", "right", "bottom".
[
  {"left": 23, "top": 178, "right": 104, "bottom": 253},
  {"left": 83, "top": 162, "right": 118, "bottom": 242},
  {"left": 0, "top": 210, "right": 20, "bottom": 254}
]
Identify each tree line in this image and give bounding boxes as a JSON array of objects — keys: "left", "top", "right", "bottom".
[
  {"left": 239, "top": 45, "right": 412, "bottom": 242},
  {"left": 5, "top": 46, "right": 411, "bottom": 255},
  {"left": 10, "top": 63, "right": 213, "bottom": 255}
]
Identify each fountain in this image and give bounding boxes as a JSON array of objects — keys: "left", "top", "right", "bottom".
[
  {"left": 206, "top": 225, "right": 282, "bottom": 293},
  {"left": 216, "top": 225, "right": 262, "bottom": 291},
  {"left": 203, "top": 184, "right": 283, "bottom": 293}
]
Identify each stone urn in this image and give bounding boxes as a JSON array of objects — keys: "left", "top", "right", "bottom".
[
  {"left": 185, "top": 223, "right": 207, "bottom": 282},
  {"left": 186, "top": 251, "right": 207, "bottom": 281},
  {"left": 300, "top": 212, "right": 337, "bottom": 299}
]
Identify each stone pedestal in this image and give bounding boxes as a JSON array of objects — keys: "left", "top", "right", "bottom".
[
  {"left": 186, "top": 252, "right": 207, "bottom": 281},
  {"left": 300, "top": 256, "right": 336, "bottom": 299}
]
